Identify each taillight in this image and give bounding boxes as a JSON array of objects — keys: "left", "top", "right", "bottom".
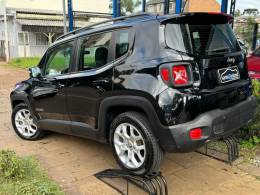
[
  {"left": 161, "top": 68, "right": 170, "bottom": 82},
  {"left": 189, "top": 128, "right": 202, "bottom": 140},
  {"left": 160, "top": 63, "right": 193, "bottom": 87},
  {"left": 172, "top": 65, "right": 188, "bottom": 85}
]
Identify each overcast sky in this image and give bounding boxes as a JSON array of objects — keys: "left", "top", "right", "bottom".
[{"left": 217, "top": 0, "right": 260, "bottom": 11}]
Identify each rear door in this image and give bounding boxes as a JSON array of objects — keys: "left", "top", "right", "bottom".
[{"left": 66, "top": 31, "right": 115, "bottom": 138}]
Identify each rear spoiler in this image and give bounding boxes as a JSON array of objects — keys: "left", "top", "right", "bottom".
[{"left": 159, "top": 12, "right": 234, "bottom": 24}]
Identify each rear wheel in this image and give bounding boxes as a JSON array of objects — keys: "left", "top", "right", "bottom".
[
  {"left": 110, "top": 112, "right": 163, "bottom": 176},
  {"left": 12, "top": 103, "right": 45, "bottom": 140}
]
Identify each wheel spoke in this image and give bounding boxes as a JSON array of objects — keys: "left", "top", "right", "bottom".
[
  {"left": 135, "top": 144, "right": 145, "bottom": 151},
  {"left": 122, "top": 125, "right": 130, "bottom": 139}
]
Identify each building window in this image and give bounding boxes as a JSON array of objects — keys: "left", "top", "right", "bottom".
[
  {"left": 18, "top": 32, "right": 29, "bottom": 45},
  {"left": 35, "top": 33, "right": 48, "bottom": 46}
]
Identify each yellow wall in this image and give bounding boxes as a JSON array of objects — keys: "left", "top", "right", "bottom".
[
  {"left": 5, "top": 0, "right": 110, "bottom": 13},
  {"left": 185, "top": 0, "right": 221, "bottom": 12}
]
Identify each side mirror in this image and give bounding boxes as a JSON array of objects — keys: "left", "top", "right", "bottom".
[{"left": 29, "top": 67, "right": 42, "bottom": 78}]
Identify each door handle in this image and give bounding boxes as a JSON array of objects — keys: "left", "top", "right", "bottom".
[
  {"left": 92, "top": 79, "right": 110, "bottom": 86},
  {"left": 57, "top": 83, "right": 65, "bottom": 89}
]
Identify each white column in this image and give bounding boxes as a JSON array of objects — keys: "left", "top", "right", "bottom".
[
  {"left": 62, "top": 0, "right": 67, "bottom": 34},
  {"left": 2, "top": 0, "right": 9, "bottom": 62}
]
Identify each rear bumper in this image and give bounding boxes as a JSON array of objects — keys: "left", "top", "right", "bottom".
[{"left": 159, "top": 96, "right": 257, "bottom": 152}]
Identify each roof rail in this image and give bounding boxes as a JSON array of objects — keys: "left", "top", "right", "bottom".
[{"left": 56, "top": 13, "right": 153, "bottom": 41}]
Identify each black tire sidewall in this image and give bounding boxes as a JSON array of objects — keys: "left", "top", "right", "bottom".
[{"left": 110, "top": 113, "right": 156, "bottom": 175}]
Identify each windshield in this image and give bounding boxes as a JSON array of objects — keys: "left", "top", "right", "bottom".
[{"left": 165, "top": 23, "right": 241, "bottom": 56}]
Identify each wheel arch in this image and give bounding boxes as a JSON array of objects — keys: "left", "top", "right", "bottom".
[
  {"left": 98, "top": 96, "right": 164, "bottom": 143},
  {"left": 10, "top": 93, "right": 37, "bottom": 120}
]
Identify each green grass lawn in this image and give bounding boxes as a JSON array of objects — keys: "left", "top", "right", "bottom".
[
  {"left": 8, "top": 57, "right": 41, "bottom": 69},
  {"left": 0, "top": 150, "right": 63, "bottom": 195}
]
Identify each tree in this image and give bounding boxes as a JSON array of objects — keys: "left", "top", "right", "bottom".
[
  {"left": 234, "top": 9, "right": 241, "bottom": 17},
  {"left": 234, "top": 16, "right": 256, "bottom": 49},
  {"left": 109, "top": 0, "right": 141, "bottom": 15},
  {"left": 120, "top": 0, "right": 141, "bottom": 15}
]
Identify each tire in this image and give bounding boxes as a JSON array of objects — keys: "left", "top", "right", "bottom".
[
  {"left": 110, "top": 111, "right": 164, "bottom": 176},
  {"left": 11, "top": 103, "right": 45, "bottom": 140}
]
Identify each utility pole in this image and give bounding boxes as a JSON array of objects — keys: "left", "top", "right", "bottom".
[
  {"left": 67, "top": 0, "right": 74, "bottom": 31},
  {"left": 3, "top": 0, "right": 9, "bottom": 62},
  {"left": 117, "top": 0, "right": 121, "bottom": 17},
  {"left": 142, "top": 0, "right": 146, "bottom": 12},
  {"left": 221, "top": 0, "right": 228, "bottom": 13},
  {"left": 175, "top": 0, "right": 182, "bottom": 14},
  {"left": 252, "top": 23, "right": 258, "bottom": 51},
  {"left": 62, "top": 0, "right": 67, "bottom": 34},
  {"left": 164, "top": 0, "right": 169, "bottom": 15},
  {"left": 112, "top": 0, "right": 117, "bottom": 18}
]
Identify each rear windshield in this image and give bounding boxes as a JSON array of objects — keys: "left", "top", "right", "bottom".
[{"left": 165, "top": 23, "right": 241, "bottom": 56}]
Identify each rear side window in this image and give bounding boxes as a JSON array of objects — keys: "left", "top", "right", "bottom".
[
  {"left": 79, "top": 32, "right": 112, "bottom": 70},
  {"left": 165, "top": 23, "right": 241, "bottom": 56},
  {"left": 115, "top": 29, "right": 129, "bottom": 59}
]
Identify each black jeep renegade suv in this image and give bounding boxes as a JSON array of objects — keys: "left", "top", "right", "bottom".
[{"left": 10, "top": 13, "right": 257, "bottom": 175}]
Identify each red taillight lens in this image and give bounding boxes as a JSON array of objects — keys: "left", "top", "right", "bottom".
[
  {"left": 172, "top": 65, "right": 188, "bottom": 85},
  {"left": 161, "top": 68, "right": 170, "bottom": 82},
  {"left": 189, "top": 128, "right": 202, "bottom": 140}
]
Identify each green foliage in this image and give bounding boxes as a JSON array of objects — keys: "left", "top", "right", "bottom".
[
  {"left": 110, "top": 0, "right": 139, "bottom": 15},
  {"left": 239, "top": 80, "right": 260, "bottom": 149},
  {"left": 252, "top": 79, "right": 260, "bottom": 97},
  {"left": 0, "top": 150, "right": 63, "bottom": 195},
  {"left": 235, "top": 9, "right": 241, "bottom": 17},
  {"left": 234, "top": 16, "right": 256, "bottom": 49},
  {"left": 9, "top": 57, "right": 41, "bottom": 69},
  {"left": 120, "top": 0, "right": 141, "bottom": 15},
  {"left": 0, "top": 150, "right": 25, "bottom": 180}
]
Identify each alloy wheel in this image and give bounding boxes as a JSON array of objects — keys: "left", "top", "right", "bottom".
[
  {"left": 113, "top": 123, "right": 146, "bottom": 169},
  {"left": 15, "top": 109, "right": 37, "bottom": 137}
]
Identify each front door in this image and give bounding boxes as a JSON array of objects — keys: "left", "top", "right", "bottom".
[{"left": 30, "top": 41, "right": 75, "bottom": 133}]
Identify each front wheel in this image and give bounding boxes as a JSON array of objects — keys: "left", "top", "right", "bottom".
[
  {"left": 11, "top": 103, "right": 45, "bottom": 140},
  {"left": 110, "top": 112, "right": 164, "bottom": 176}
]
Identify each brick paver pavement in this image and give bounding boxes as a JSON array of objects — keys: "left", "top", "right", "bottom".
[{"left": 0, "top": 62, "right": 260, "bottom": 195}]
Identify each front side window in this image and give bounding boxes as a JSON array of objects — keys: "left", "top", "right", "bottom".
[
  {"left": 79, "top": 32, "right": 112, "bottom": 71},
  {"left": 44, "top": 42, "right": 73, "bottom": 77},
  {"left": 116, "top": 29, "right": 129, "bottom": 59}
]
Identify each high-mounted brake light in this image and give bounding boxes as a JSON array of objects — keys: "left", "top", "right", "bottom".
[{"left": 172, "top": 65, "right": 188, "bottom": 85}]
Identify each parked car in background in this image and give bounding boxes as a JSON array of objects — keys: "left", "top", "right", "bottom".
[{"left": 248, "top": 47, "right": 260, "bottom": 80}]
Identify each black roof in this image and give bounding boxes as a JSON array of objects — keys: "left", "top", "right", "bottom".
[
  {"left": 55, "top": 13, "right": 157, "bottom": 43},
  {"left": 54, "top": 12, "right": 232, "bottom": 46}
]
